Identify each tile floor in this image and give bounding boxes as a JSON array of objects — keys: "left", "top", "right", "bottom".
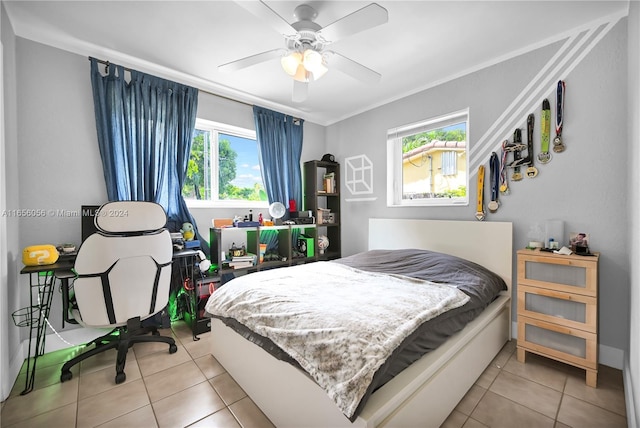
[
  {"left": 1, "top": 323, "right": 628, "bottom": 428},
  {"left": 442, "top": 340, "right": 627, "bottom": 428},
  {"left": 1, "top": 321, "right": 274, "bottom": 428}
]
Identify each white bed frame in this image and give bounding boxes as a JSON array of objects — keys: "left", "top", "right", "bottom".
[{"left": 210, "top": 219, "right": 512, "bottom": 427}]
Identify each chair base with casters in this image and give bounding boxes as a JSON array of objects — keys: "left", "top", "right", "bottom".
[{"left": 60, "top": 316, "right": 178, "bottom": 384}]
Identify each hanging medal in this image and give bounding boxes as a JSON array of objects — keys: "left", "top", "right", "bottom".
[
  {"left": 553, "top": 80, "right": 566, "bottom": 153},
  {"left": 475, "top": 165, "right": 486, "bottom": 221},
  {"left": 538, "top": 99, "right": 551, "bottom": 164},
  {"left": 500, "top": 140, "right": 510, "bottom": 195},
  {"left": 488, "top": 152, "right": 500, "bottom": 213},
  {"left": 525, "top": 114, "right": 538, "bottom": 178},
  {"left": 510, "top": 129, "right": 524, "bottom": 182}
]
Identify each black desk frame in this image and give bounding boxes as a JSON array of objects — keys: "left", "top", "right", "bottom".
[{"left": 18, "top": 259, "right": 74, "bottom": 395}]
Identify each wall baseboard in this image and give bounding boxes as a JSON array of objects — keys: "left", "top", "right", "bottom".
[
  {"left": 511, "top": 321, "right": 623, "bottom": 370},
  {"left": 3, "top": 345, "right": 25, "bottom": 400},
  {"left": 39, "top": 327, "right": 105, "bottom": 355},
  {"left": 624, "top": 353, "right": 638, "bottom": 428},
  {"left": 600, "top": 344, "right": 625, "bottom": 370}
]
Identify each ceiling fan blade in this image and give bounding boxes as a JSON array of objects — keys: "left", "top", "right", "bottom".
[
  {"left": 292, "top": 80, "right": 308, "bottom": 103},
  {"left": 236, "top": 0, "right": 297, "bottom": 36},
  {"left": 326, "top": 51, "right": 381, "bottom": 84},
  {"left": 318, "top": 3, "right": 388, "bottom": 43},
  {"left": 219, "top": 49, "right": 285, "bottom": 73}
]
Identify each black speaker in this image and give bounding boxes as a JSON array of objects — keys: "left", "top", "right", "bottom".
[{"left": 81, "top": 205, "right": 102, "bottom": 242}]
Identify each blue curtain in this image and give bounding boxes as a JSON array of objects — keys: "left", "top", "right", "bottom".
[
  {"left": 89, "top": 58, "right": 200, "bottom": 238},
  {"left": 253, "top": 106, "right": 304, "bottom": 212}
]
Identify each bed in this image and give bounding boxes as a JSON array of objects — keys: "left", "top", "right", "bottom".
[{"left": 206, "top": 218, "right": 512, "bottom": 427}]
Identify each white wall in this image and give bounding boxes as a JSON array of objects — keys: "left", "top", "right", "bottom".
[
  {"left": 327, "top": 19, "right": 630, "bottom": 363},
  {"left": 626, "top": 0, "right": 639, "bottom": 425},
  {"left": 1, "top": 1, "right": 24, "bottom": 400},
  {"left": 13, "top": 38, "right": 107, "bottom": 354}
]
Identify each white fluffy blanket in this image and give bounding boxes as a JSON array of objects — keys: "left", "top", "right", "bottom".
[{"left": 205, "top": 262, "right": 470, "bottom": 419}]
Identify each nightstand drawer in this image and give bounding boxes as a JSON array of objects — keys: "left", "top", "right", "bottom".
[
  {"left": 517, "top": 251, "right": 598, "bottom": 297},
  {"left": 518, "top": 316, "right": 597, "bottom": 369},
  {"left": 518, "top": 285, "right": 597, "bottom": 332}
]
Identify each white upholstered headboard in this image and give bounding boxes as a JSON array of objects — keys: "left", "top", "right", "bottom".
[{"left": 368, "top": 218, "right": 513, "bottom": 291}]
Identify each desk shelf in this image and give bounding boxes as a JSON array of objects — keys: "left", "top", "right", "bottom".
[{"left": 209, "top": 225, "right": 318, "bottom": 280}]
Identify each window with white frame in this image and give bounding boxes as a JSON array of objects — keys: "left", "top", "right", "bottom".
[
  {"left": 387, "top": 109, "right": 468, "bottom": 207},
  {"left": 182, "top": 119, "right": 268, "bottom": 207}
]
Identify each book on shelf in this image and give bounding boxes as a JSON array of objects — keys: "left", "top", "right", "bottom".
[
  {"left": 317, "top": 208, "right": 331, "bottom": 224},
  {"left": 323, "top": 172, "right": 335, "bottom": 193},
  {"left": 220, "top": 252, "right": 257, "bottom": 269},
  {"left": 228, "top": 260, "right": 254, "bottom": 269},
  {"left": 231, "top": 253, "right": 256, "bottom": 262}
]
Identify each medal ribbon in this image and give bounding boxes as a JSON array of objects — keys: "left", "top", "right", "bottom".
[
  {"left": 511, "top": 129, "right": 523, "bottom": 181},
  {"left": 541, "top": 99, "right": 550, "bottom": 153},
  {"left": 476, "top": 165, "right": 485, "bottom": 221},
  {"left": 490, "top": 152, "right": 500, "bottom": 203},
  {"left": 500, "top": 141, "right": 509, "bottom": 192},
  {"left": 527, "top": 113, "right": 534, "bottom": 156},
  {"left": 556, "top": 80, "right": 565, "bottom": 136}
]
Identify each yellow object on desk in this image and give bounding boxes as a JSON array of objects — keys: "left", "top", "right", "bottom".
[{"left": 22, "top": 245, "right": 59, "bottom": 266}]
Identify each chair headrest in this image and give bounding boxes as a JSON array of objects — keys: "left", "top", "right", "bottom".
[{"left": 95, "top": 201, "right": 167, "bottom": 234}]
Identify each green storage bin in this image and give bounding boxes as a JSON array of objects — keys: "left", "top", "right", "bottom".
[{"left": 297, "top": 235, "right": 315, "bottom": 257}]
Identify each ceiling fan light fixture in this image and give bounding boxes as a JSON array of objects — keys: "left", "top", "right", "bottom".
[
  {"left": 302, "top": 49, "right": 322, "bottom": 70},
  {"left": 292, "top": 63, "right": 310, "bottom": 82},
  {"left": 228, "top": 2, "right": 388, "bottom": 101},
  {"left": 300, "top": 48, "right": 328, "bottom": 81},
  {"left": 310, "top": 61, "right": 328, "bottom": 80},
  {"left": 281, "top": 47, "right": 329, "bottom": 82},
  {"left": 281, "top": 51, "right": 302, "bottom": 76}
]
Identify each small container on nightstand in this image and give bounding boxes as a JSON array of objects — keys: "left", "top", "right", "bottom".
[{"left": 516, "top": 248, "right": 600, "bottom": 387}]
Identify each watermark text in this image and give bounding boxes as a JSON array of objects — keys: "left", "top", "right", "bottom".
[{"left": 1, "top": 208, "right": 129, "bottom": 218}]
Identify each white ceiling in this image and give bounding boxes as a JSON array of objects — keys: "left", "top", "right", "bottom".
[{"left": 4, "top": 0, "right": 629, "bottom": 125}]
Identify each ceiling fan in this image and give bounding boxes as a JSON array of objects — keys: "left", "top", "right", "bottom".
[{"left": 219, "top": 1, "right": 388, "bottom": 102}]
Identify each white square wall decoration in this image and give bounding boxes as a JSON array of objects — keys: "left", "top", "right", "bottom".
[{"left": 345, "top": 155, "right": 377, "bottom": 202}]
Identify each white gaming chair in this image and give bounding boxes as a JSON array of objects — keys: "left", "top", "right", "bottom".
[{"left": 60, "top": 201, "right": 177, "bottom": 385}]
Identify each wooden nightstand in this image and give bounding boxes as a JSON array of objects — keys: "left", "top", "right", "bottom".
[{"left": 516, "top": 248, "right": 599, "bottom": 387}]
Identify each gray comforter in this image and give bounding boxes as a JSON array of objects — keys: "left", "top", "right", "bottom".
[
  {"left": 205, "top": 262, "right": 470, "bottom": 419},
  {"left": 207, "top": 248, "right": 507, "bottom": 421}
]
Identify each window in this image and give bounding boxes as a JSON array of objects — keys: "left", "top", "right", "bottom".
[
  {"left": 387, "top": 109, "right": 468, "bottom": 207},
  {"left": 183, "top": 119, "right": 268, "bottom": 207}
]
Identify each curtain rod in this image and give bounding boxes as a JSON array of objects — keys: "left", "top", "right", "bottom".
[
  {"left": 90, "top": 57, "right": 254, "bottom": 109},
  {"left": 90, "top": 57, "right": 303, "bottom": 123}
]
